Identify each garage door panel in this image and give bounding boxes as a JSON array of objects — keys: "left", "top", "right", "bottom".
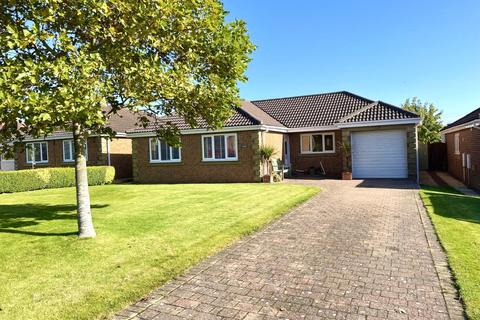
[{"left": 352, "top": 130, "right": 408, "bottom": 179}]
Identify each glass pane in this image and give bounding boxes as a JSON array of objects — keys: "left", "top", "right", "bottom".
[
  {"left": 64, "top": 141, "right": 71, "bottom": 160},
  {"left": 214, "top": 135, "right": 225, "bottom": 159},
  {"left": 203, "top": 137, "right": 212, "bottom": 158},
  {"left": 312, "top": 135, "right": 323, "bottom": 152},
  {"left": 172, "top": 147, "right": 180, "bottom": 160},
  {"left": 301, "top": 135, "right": 310, "bottom": 152},
  {"left": 26, "top": 144, "right": 32, "bottom": 162},
  {"left": 41, "top": 143, "right": 48, "bottom": 161},
  {"left": 160, "top": 140, "right": 170, "bottom": 161},
  {"left": 150, "top": 139, "right": 159, "bottom": 160},
  {"left": 34, "top": 143, "right": 41, "bottom": 162},
  {"left": 324, "top": 134, "right": 334, "bottom": 151},
  {"left": 227, "top": 135, "right": 236, "bottom": 158}
]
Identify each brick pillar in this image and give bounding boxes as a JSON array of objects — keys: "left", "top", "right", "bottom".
[
  {"left": 132, "top": 138, "right": 139, "bottom": 182},
  {"left": 406, "top": 126, "right": 418, "bottom": 181},
  {"left": 251, "top": 131, "right": 262, "bottom": 182},
  {"left": 341, "top": 129, "right": 351, "bottom": 172}
]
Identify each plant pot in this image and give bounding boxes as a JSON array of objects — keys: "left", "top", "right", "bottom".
[
  {"left": 262, "top": 175, "right": 271, "bottom": 183},
  {"left": 342, "top": 172, "right": 352, "bottom": 180}
]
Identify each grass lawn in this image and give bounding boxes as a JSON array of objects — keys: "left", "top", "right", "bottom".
[
  {"left": 420, "top": 186, "right": 480, "bottom": 320},
  {"left": 0, "top": 183, "right": 318, "bottom": 320}
]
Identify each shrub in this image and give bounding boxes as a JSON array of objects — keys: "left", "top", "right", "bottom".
[{"left": 0, "top": 166, "right": 115, "bottom": 193}]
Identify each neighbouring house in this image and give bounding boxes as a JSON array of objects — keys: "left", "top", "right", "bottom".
[
  {"left": 441, "top": 108, "right": 480, "bottom": 191},
  {"left": 127, "top": 91, "right": 421, "bottom": 183},
  {"left": 14, "top": 109, "right": 140, "bottom": 179},
  {"left": 0, "top": 154, "right": 15, "bottom": 171}
]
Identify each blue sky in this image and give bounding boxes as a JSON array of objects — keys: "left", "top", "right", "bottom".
[{"left": 223, "top": 0, "right": 480, "bottom": 124}]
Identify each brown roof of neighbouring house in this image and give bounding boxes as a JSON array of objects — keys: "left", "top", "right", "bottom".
[
  {"left": 251, "top": 91, "right": 419, "bottom": 128},
  {"left": 442, "top": 107, "right": 480, "bottom": 131}
]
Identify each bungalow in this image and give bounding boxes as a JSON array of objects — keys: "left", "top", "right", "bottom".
[
  {"left": 441, "top": 108, "right": 480, "bottom": 191},
  {"left": 127, "top": 91, "right": 421, "bottom": 183},
  {"left": 14, "top": 108, "right": 140, "bottom": 179}
]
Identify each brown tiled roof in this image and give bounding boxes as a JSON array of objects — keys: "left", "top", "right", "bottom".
[
  {"left": 128, "top": 107, "right": 260, "bottom": 133},
  {"left": 341, "top": 101, "right": 419, "bottom": 123},
  {"left": 443, "top": 107, "right": 480, "bottom": 131},
  {"left": 251, "top": 91, "right": 418, "bottom": 128},
  {"left": 240, "top": 101, "right": 285, "bottom": 127}
]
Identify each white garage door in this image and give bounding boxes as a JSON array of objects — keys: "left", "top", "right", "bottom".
[{"left": 352, "top": 130, "right": 407, "bottom": 178}]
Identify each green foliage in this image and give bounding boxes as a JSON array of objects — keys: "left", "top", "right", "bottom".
[
  {"left": 420, "top": 186, "right": 480, "bottom": 320},
  {"left": 337, "top": 140, "right": 352, "bottom": 170},
  {"left": 259, "top": 145, "right": 277, "bottom": 161},
  {"left": 402, "top": 97, "right": 443, "bottom": 144},
  {"left": 0, "top": 166, "right": 115, "bottom": 193},
  {"left": 0, "top": 1, "right": 255, "bottom": 151}
]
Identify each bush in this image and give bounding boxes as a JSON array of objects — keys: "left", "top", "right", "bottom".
[{"left": 0, "top": 166, "right": 115, "bottom": 193}]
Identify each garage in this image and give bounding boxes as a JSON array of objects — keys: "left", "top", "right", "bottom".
[{"left": 351, "top": 129, "right": 408, "bottom": 178}]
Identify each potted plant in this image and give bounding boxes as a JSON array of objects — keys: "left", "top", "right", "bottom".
[
  {"left": 338, "top": 140, "right": 352, "bottom": 180},
  {"left": 259, "top": 145, "right": 277, "bottom": 183}
]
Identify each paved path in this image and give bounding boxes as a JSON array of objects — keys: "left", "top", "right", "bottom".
[{"left": 115, "top": 179, "right": 463, "bottom": 320}]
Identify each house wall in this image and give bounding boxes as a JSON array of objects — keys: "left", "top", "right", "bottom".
[
  {"left": 341, "top": 125, "right": 418, "bottom": 180},
  {"left": 288, "top": 130, "right": 343, "bottom": 178},
  {"left": 132, "top": 130, "right": 262, "bottom": 183},
  {"left": 261, "top": 131, "right": 284, "bottom": 161},
  {"left": 107, "top": 138, "right": 133, "bottom": 179},
  {"left": 15, "top": 137, "right": 102, "bottom": 170},
  {"left": 445, "top": 128, "right": 480, "bottom": 191}
]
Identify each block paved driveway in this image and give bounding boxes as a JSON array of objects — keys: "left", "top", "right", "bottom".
[{"left": 115, "top": 179, "right": 462, "bottom": 320}]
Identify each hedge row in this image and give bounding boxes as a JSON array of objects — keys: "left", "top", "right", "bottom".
[{"left": 0, "top": 166, "right": 115, "bottom": 193}]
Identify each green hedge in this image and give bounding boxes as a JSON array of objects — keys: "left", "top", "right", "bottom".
[{"left": 0, "top": 166, "right": 115, "bottom": 193}]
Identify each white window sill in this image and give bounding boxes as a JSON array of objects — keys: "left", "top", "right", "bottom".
[
  {"left": 202, "top": 158, "right": 238, "bottom": 162},
  {"left": 300, "top": 151, "right": 335, "bottom": 155},
  {"left": 149, "top": 160, "right": 182, "bottom": 164}
]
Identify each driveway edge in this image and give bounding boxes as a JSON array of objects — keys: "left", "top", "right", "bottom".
[{"left": 413, "top": 189, "right": 465, "bottom": 320}]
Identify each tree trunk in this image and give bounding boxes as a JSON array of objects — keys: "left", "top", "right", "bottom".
[{"left": 73, "top": 124, "right": 96, "bottom": 238}]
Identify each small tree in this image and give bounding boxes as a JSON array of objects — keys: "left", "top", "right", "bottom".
[
  {"left": 337, "top": 140, "right": 352, "bottom": 172},
  {"left": 259, "top": 145, "right": 277, "bottom": 178},
  {"left": 0, "top": 1, "right": 255, "bottom": 237},
  {"left": 402, "top": 98, "right": 443, "bottom": 144}
]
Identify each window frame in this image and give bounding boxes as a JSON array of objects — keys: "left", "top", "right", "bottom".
[
  {"left": 63, "top": 139, "right": 88, "bottom": 163},
  {"left": 454, "top": 133, "right": 460, "bottom": 154},
  {"left": 148, "top": 138, "right": 182, "bottom": 163},
  {"left": 201, "top": 133, "right": 238, "bottom": 162},
  {"left": 300, "top": 133, "right": 335, "bottom": 154},
  {"left": 25, "top": 142, "right": 49, "bottom": 164}
]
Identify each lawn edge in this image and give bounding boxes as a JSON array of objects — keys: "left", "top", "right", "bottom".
[
  {"left": 416, "top": 187, "right": 466, "bottom": 320},
  {"left": 110, "top": 185, "right": 320, "bottom": 320}
]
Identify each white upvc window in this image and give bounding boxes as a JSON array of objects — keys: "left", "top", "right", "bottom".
[
  {"left": 202, "top": 133, "right": 238, "bottom": 161},
  {"left": 454, "top": 133, "right": 460, "bottom": 154},
  {"left": 149, "top": 138, "right": 181, "bottom": 163},
  {"left": 26, "top": 142, "right": 48, "bottom": 164},
  {"left": 63, "top": 139, "right": 88, "bottom": 162},
  {"left": 300, "top": 133, "right": 335, "bottom": 154}
]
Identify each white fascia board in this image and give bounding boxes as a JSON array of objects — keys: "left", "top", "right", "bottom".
[
  {"left": 126, "top": 125, "right": 287, "bottom": 138},
  {"left": 336, "top": 118, "right": 421, "bottom": 128},
  {"left": 441, "top": 120, "right": 480, "bottom": 134},
  {"left": 287, "top": 126, "right": 339, "bottom": 133},
  {"left": 21, "top": 132, "right": 126, "bottom": 142}
]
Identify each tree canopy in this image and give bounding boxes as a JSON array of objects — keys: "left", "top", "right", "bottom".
[
  {"left": 402, "top": 97, "right": 443, "bottom": 144},
  {"left": 0, "top": 0, "right": 255, "bottom": 151},
  {"left": 0, "top": 0, "right": 255, "bottom": 237}
]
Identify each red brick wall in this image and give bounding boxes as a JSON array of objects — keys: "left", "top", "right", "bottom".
[
  {"left": 15, "top": 137, "right": 101, "bottom": 170},
  {"left": 288, "top": 130, "right": 343, "bottom": 178},
  {"left": 132, "top": 131, "right": 261, "bottom": 183},
  {"left": 445, "top": 128, "right": 480, "bottom": 191}
]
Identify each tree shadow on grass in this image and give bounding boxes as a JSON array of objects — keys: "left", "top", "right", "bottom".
[
  {"left": 422, "top": 186, "right": 480, "bottom": 224},
  {"left": 0, "top": 203, "right": 108, "bottom": 236}
]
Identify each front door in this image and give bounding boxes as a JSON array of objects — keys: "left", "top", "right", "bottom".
[{"left": 284, "top": 135, "right": 290, "bottom": 167}]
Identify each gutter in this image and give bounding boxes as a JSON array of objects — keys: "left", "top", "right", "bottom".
[{"left": 441, "top": 119, "right": 480, "bottom": 134}]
